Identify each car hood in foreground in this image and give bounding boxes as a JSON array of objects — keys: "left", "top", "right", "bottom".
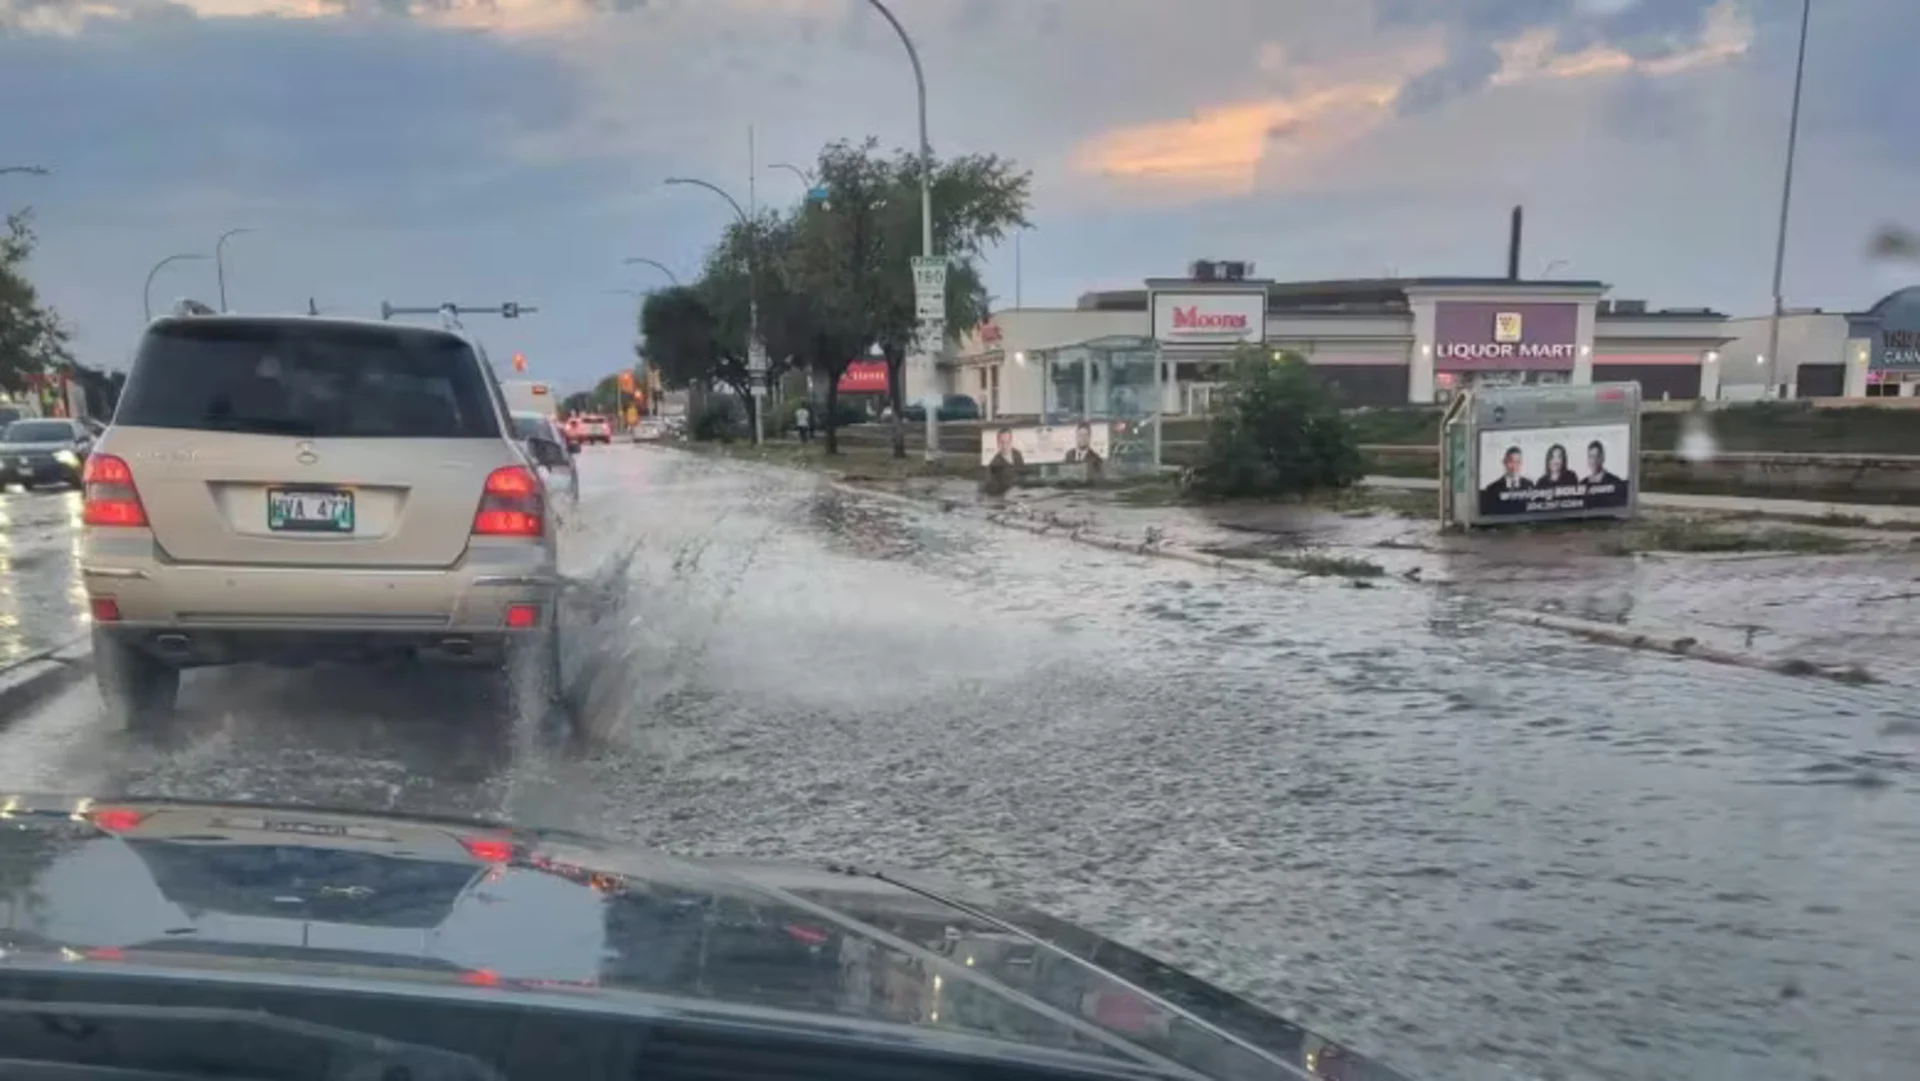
[{"left": 0, "top": 794, "right": 1411, "bottom": 1081}]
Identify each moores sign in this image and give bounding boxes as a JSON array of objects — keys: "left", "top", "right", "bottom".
[{"left": 1151, "top": 290, "right": 1267, "bottom": 346}]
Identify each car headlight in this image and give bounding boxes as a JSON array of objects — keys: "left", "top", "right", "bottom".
[{"left": 54, "top": 449, "right": 79, "bottom": 468}]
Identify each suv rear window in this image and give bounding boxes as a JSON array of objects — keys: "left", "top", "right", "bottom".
[{"left": 116, "top": 320, "right": 502, "bottom": 439}]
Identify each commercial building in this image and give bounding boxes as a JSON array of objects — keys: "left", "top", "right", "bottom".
[
  {"left": 941, "top": 271, "right": 1733, "bottom": 417},
  {"left": 1714, "top": 285, "right": 1920, "bottom": 399}
]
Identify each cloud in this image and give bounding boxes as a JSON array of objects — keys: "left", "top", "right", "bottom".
[
  {"left": 1067, "top": 1, "right": 1751, "bottom": 201},
  {"left": 1, "top": 0, "right": 1916, "bottom": 393}
]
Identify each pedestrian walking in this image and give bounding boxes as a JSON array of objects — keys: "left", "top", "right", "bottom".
[{"left": 795, "top": 403, "right": 813, "bottom": 444}]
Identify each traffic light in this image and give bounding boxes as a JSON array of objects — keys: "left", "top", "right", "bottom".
[
  {"left": 618, "top": 370, "right": 636, "bottom": 394},
  {"left": 512, "top": 352, "right": 527, "bottom": 373}
]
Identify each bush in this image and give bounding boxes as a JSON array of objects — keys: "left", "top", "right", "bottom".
[
  {"left": 691, "top": 400, "right": 744, "bottom": 443},
  {"left": 1191, "top": 348, "right": 1363, "bottom": 498}
]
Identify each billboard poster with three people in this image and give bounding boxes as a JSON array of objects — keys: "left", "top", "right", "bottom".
[{"left": 1476, "top": 423, "right": 1632, "bottom": 518}]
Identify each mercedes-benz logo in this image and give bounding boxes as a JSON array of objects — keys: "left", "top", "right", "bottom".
[{"left": 295, "top": 441, "right": 318, "bottom": 466}]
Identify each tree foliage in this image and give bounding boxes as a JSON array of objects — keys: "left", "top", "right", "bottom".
[
  {"left": 1191, "top": 347, "right": 1363, "bottom": 499},
  {"left": 637, "top": 137, "right": 1030, "bottom": 454},
  {"left": 0, "top": 211, "right": 71, "bottom": 394}
]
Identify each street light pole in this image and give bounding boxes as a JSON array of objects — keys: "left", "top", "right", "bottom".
[
  {"left": 665, "top": 176, "right": 763, "bottom": 446},
  {"left": 622, "top": 257, "right": 680, "bottom": 286},
  {"left": 215, "top": 227, "right": 254, "bottom": 313},
  {"left": 1764, "top": 0, "right": 1812, "bottom": 400},
  {"left": 863, "top": 0, "right": 940, "bottom": 461},
  {"left": 143, "top": 253, "right": 209, "bottom": 322}
]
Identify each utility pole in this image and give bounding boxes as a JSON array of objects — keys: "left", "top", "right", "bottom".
[
  {"left": 1764, "top": 0, "right": 1813, "bottom": 401},
  {"left": 863, "top": 0, "right": 940, "bottom": 462}
]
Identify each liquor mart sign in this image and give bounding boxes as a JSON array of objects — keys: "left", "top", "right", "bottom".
[
  {"left": 1433, "top": 301, "right": 1580, "bottom": 370},
  {"left": 1151, "top": 290, "right": 1267, "bottom": 346}
]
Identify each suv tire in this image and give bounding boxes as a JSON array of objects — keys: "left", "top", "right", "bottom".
[{"left": 93, "top": 628, "right": 180, "bottom": 731}]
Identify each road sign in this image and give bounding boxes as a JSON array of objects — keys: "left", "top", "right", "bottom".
[
  {"left": 911, "top": 256, "right": 948, "bottom": 296},
  {"left": 916, "top": 294, "right": 944, "bottom": 321},
  {"left": 807, "top": 185, "right": 830, "bottom": 203},
  {"left": 747, "top": 339, "right": 768, "bottom": 374}
]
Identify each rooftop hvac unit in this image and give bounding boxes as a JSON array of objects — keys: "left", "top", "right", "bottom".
[
  {"left": 1614, "top": 299, "right": 1648, "bottom": 315},
  {"left": 1190, "top": 260, "right": 1217, "bottom": 281}
]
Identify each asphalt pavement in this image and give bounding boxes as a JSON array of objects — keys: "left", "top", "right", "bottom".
[{"left": 0, "top": 446, "right": 1915, "bottom": 1081}]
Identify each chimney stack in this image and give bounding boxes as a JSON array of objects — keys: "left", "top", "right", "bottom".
[{"left": 1507, "top": 206, "right": 1523, "bottom": 280}]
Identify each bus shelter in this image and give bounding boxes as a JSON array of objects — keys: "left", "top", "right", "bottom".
[
  {"left": 1441, "top": 381, "right": 1642, "bottom": 528},
  {"left": 1000, "top": 335, "right": 1164, "bottom": 479}
]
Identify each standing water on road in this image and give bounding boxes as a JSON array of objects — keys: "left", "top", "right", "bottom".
[{"left": 1, "top": 447, "right": 1914, "bottom": 1081}]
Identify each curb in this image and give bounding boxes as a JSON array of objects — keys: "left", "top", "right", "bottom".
[
  {"left": 825, "top": 480, "right": 1314, "bottom": 584},
  {"left": 1494, "top": 608, "right": 1878, "bottom": 685},
  {"left": 0, "top": 635, "right": 92, "bottom": 725},
  {"left": 826, "top": 477, "right": 1881, "bottom": 686}
]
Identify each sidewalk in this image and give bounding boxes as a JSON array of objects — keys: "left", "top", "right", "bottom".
[
  {"left": 1366, "top": 474, "right": 1920, "bottom": 527},
  {"left": 846, "top": 464, "right": 1920, "bottom": 686}
]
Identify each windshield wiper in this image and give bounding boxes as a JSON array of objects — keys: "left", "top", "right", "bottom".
[{"left": 0, "top": 1000, "right": 504, "bottom": 1081}]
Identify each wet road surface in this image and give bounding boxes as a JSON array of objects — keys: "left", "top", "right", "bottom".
[
  {"left": 0, "top": 485, "right": 90, "bottom": 662},
  {"left": 1, "top": 446, "right": 1916, "bottom": 1081}
]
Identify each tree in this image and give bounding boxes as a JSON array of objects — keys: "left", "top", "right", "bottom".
[
  {"left": 809, "top": 140, "right": 1029, "bottom": 458},
  {"left": 0, "top": 210, "right": 71, "bottom": 394},
  {"left": 1191, "top": 347, "right": 1363, "bottom": 499},
  {"left": 639, "top": 215, "right": 802, "bottom": 436},
  {"left": 636, "top": 138, "right": 1032, "bottom": 456}
]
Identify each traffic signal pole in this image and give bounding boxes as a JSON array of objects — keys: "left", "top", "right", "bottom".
[{"left": 380, "top": 301, "right": 539, "bottom": 330}]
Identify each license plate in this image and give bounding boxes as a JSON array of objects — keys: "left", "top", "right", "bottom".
[{"left": 267, "top": 488, "right": 354, "bottom": 533}]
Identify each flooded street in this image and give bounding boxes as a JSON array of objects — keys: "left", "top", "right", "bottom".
[{"left": 1, "top": 446, "right": 1916, "bottom": 1081}]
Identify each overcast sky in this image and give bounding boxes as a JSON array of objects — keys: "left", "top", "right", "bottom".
[{"left": 2, "top": 0, "right": 1913, "bottom": 392}]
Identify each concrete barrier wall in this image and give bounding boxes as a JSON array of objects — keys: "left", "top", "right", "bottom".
[{"left": 825, "top": 421, "right": 1920, "bottom": 504}]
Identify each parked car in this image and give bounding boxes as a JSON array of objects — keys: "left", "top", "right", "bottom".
[
  {"left": 0, "top": 417, "right": 94, "bottom": 489},
  {"left": 81, "top": 314, "right": 564, "bottom": 732},
  {"left": 901, "top": 394, "right": 983, "bottom": 423}
]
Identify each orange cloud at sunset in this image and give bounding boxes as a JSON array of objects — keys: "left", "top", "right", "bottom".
[{"left": 1074, "top": 0, "right": 1752, "bottom": 199}]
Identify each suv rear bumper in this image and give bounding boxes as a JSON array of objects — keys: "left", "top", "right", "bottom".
[{"left": 82, "top": 535, "right": 559, "bottom": 664}]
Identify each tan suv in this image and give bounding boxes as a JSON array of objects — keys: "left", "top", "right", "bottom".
[{"left": 81, "top": 314, "right": 566, "bottom": 731}]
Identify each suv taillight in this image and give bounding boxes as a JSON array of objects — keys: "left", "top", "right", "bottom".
[
  {"left": 472, "top": 466, "right": 543, "bottom": 537},
  {"left": 82, "top": 454, "right": 148, "bottom": 527}
]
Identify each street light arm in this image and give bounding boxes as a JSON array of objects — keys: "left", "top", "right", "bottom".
[
  {"left": 0, "top": 165, "right": 50, "bottom": 177},
  {"left": 769, "top": 163, "right": 814, "bottom": 187},
  {"left": 215, "top": 228, "right": 254, "bottom": 313},
  {"left": 623, "top": 257, "right": 681, "bottom": 286},
  {"left": 143, "top": 253, "right": 209, "bottom": 322},
  {"left": 664, "top": 177, "right": 749, "bottom": 226},
  {"left": 864, "top": 0, "right": 929, "bottom": 157}
]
